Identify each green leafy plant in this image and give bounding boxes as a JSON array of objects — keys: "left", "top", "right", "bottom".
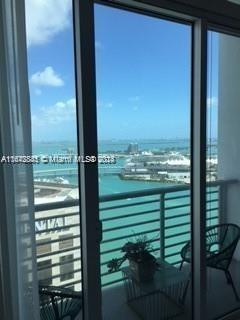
[{"left": 107, "top": 235, "right": 156, "bottom": 273}]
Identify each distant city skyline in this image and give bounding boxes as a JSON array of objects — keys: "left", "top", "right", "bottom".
[
  {"left": 32, "top": 137, "right": 217, "bottom": 144},
  {"left": 26, "top": 1, "right": 218, "bottom": 142}
]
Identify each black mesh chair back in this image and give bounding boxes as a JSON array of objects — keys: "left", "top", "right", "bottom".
[
  {"left": 179, "top": 223, "right": 240, "bottom": 301},
  {"left": 206, "top": 224, "right": 240, "bottom": 269},
  {"left": 39, "top": 285, "right": 82, "bottom": 320}
]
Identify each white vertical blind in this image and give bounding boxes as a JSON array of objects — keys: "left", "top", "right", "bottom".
[{"left": 0, "top": 0, "right": 39, "bottom": 319}]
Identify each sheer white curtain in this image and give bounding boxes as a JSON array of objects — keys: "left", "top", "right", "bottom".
[{"left": 0, "top": 0, "right": 39, "bottom": 319}]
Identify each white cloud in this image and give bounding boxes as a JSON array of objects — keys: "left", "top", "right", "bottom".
[
  {"left": 30, "top": 66, "right": 64, "bottom": 87},
  {"left": 25, "top": 0, "right": 71, "bottom": 47},
  {"left": 128, "top": 96, "right": 141, "bottom": 102},
  {"left": 207, "top": 96, "right": 218, "bottom": 108},
  {"left": 32, "top": 98, "right": 76, "bottom": 126}
]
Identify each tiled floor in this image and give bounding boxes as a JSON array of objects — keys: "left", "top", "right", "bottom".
[
  {"left": 101, "top": 260, "right": 240, "bottom": 320},
  {"left": 206, "top": 260, "right": 240, "bottom": 319},
  {"left": 75, "top": 260, "right": 240, "bottom": 320}
]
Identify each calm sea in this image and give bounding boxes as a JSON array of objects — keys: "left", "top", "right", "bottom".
[{"left": 32, "top": 139, "right": 192, "bottom": 194}]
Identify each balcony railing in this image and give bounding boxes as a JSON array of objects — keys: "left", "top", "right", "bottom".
[{"left": 34, "top": 179, "right": 237, "bottom": 289}]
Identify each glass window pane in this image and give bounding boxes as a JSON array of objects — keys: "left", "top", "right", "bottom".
[
  {"left": 60, "top": 254, "right": 74, "bottom": 282},
  {"left": 24, "top": 0, "right": 83, "bottom": 318},
  {"left": 94, "top": 4, "right": 192, "bottom": 319},
  {"left": 38, "top": 260, "right": 52, "bottom": 286},
  {"left": 206, "top": 30, "right": 240, "bottom": 318}
]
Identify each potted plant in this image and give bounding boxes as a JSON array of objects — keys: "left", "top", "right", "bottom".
[{"left": 107, "top": 235, "right": 157, "bottom": 282}]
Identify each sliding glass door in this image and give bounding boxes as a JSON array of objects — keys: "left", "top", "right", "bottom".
[
  {"left": 25, "top": 1, "right": 83, "bottom": 319},
  {"left": 205, "top": 29, "right": 240, "bottom": 319},
  {"left": 94, "top": 4, "right": 192, "bottom": 319},
  {"left": 4, "top": 1, "right": 240, "bottom": 320},
  {"left": 27, "top": 1, "right": 240, "bottom": 319},
  {"left": 74, "top": 2, "right": 240, "bottom": 319}
]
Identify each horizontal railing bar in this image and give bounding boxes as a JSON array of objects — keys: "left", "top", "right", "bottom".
[
  {"left": 39, "top": 268, "right": 82, "bottom": 283},
  {"left": 103, "top": 218, "right": 160, "bottom": 233},
  {"left": 206, "top": 207, "right": 218, "bottom": 212},
  {"left": 37, "top": 257, "right": 81, "bottom": 271},
  {"left": 35, "top": 217, "right": 219, "bottom": 255},
  {"left": 100, "top": 248, "right": 160, "bottom": 268},
  {"left": 101, "top": 278, "right": 123, "bottom": 287},
  {"left": 166, "top": 210, "right": 217, "bottom": 223},
  {"left": 149, "top": 247, "right": 159, "bottom": 253},
  {"left": 100, "top": 238, "right": 160, "bottom": 256},
  {"left": 35, "top": 213, "right": 218, "bottom": 248},
  {"left": 100, "top": 246, "right": 123, "bottom": 256},
  {"left": 165, "top": 199, "right": 217, "bottom": 212},
  {"left": 34, "top": 180, "right": 237, "bottom": 213},
  {"left": 165, "top": 194, "right": 190, "bottom": 201},
  {"left": 101, "top": 208, "right": 159, "bottom": 223},
  {"left": 101, "top": 260, "right": 116, "bottom": 267},
  {"left": 100, "top": 186, "right": 191, "bottom": 203},
  {"left": 206, "top": 199, "right": 218, "bottom": 204},
  {"left": 165, "top": 252, "right": 180, "bottom": 258},
  {"left": 101, "top": 248, "right": 159, "bottom": 267},
  {"left": 206, "top": 214, "right": 218, "bottom": 219},
  {"left": 101, "top": 270, "right": 119, "bottom": 277},
  {"left": 33, "top": 213, "right": 215, "bottom": 245},
  {"left": 35, "top": 199, "right": 79, "bottom": 212},
  {"left": 206, "top": 216, "right": 218, "bottom": 221},
  {"left": 102, "top": 256, "right": 169, "bottom": 275},
  {"left": 36, "top": 235, "right": 80, "bottom": 246},
  {"left": 165, "top": 189, "right": 218, "bottom": 202},
  {"left": 37, "top": 246, "right": 81, "bottom": 259},
  {"left": 62, "top": 279, "right": 82, "bottom": 287},
  {"left": 35, "top": 223, "right": 80, "bottom": 234},
  {"left": 165, "top": 203, "right": 190, "bottom": 210},
  {"left": 100, "top": 199, "right": 159, "bottom": 212},
  {"left": 99, "top": 180, "right": 237, "bottom": 203},
  {"left": 165, "top": 231, "right": 190, "bottom": 239},
  {"left": 165, "top": 212, "right": 189, "bottom": 220},
  {"left": 164, "top": 214, "right": 218, "bottom": 231},
  {"left": 42, "top": 218, "right": 215, "bottom": 241},
  {"left": 206, "top": 191, "right": 219, "bottom": 201},
  {"left": 165, "top": 221, "right": 190, "bottom": 230},
  {"left": 165, "top": 240, "right": 187, "bottom": 249},
  {"left": 101, "top": 228, "right": 160, "bottom": 244},
  {"left": 206, "top": 190, "right": 219, "bottom": 194},
  {"left": 35, "top": 211, "right": 79, "bottom": 222}
]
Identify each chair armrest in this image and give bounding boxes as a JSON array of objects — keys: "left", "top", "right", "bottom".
[{"left": 39, "top": 285, "right": 82, "bottom": 300}]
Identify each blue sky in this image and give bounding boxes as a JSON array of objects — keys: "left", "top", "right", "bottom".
[{"left": 26, "top": 1, "right": 217, "bottom": 142}]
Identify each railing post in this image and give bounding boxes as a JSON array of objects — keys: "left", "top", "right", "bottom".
[
  {"left": 219, "top": 183, "right": 227, "bottom": 225},
  {"left": 160, "top": 193, "right": 165, "bottom": 260}
]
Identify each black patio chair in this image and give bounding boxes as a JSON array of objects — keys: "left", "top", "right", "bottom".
[
  {"left": 179, "top": 223, "right": 240, "bottom": 301},
  {"left": 39, "top": 285, "right": 82, "bottom": 320}
]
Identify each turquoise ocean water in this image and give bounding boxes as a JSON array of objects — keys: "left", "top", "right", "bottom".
[{"left": 32, "top": 139, "right": 191, "bottom": 191}]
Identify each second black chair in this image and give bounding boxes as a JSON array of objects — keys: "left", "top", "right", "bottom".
[{"left": 179, "top": 223, "right": 240, "bottom": 301}]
